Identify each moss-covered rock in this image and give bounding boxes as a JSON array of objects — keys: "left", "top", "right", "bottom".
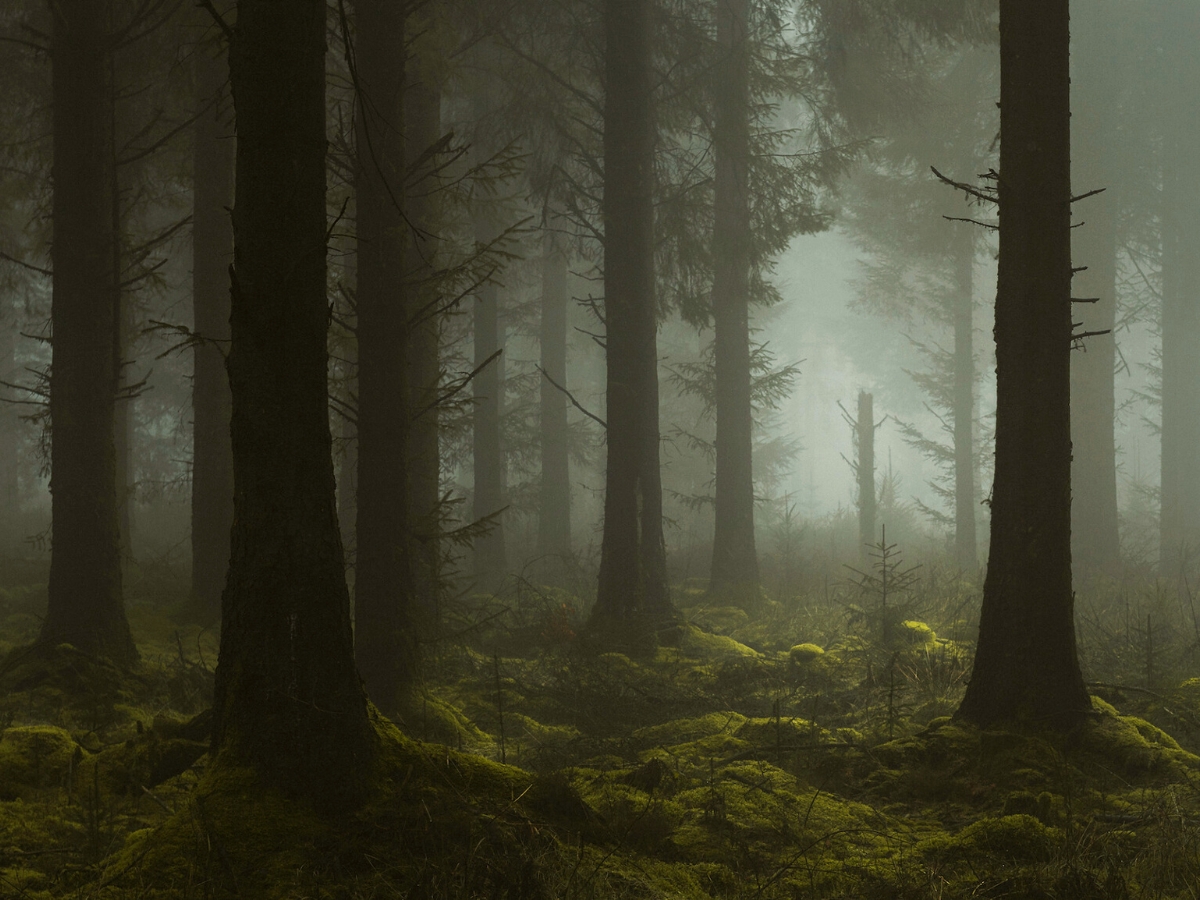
[{"left": 0, "top": 726, "right": 76, "bottom": 799}]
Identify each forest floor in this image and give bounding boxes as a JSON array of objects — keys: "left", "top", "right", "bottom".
[{"left": 2, "top": 553, "right": 1200, "bottom": 899}]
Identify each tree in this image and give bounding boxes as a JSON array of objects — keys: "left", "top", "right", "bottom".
[
  {"left": 1070, "top": 0, "right": 1121, "bottom": 578},
  {"left": 405, "top": 31, "right": 444, "bottom": 611},
  {"left": 39, "top": 0, "right": 137, "bottom": 664},
  {"left": 955, "top": 0, "right": 1090, "bottom": 727},
  {"left": 190, "top": 23, "right": 235, "bottom": 621},
  {"left": 350, "top": 0, "right": 419, "bottom": 710},
  {"left": 1157, "top": 1, "right": 1200, "bottom": 577},
  {"left": 708, "top": 0, "right": 759, "bottom": 599},
  {"left": 472, "top": 211, "right": 508, "bottom": 591},
  {"left": 538, "top": 223, "right": 571, "bottom": 560},
  {"left": 212, "top": 0, "right": 375, "bottom": 810},
  {"left": 593, "top": 0, "right": 671, "bottom": 625}
]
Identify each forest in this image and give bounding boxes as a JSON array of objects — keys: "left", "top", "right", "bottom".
[{"left": 1, "top": 0, "right": 1199, "bottom": 896}]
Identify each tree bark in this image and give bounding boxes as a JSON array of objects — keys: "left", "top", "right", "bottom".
[
  {"left": 956, "top": 0, "right": 1090, "bottom": 727},
  {"left": 472, "top": 218, "right": 507, "bottom": 590},
  {"left": 1070, "top": 0, "right": 1120, "bottom": 579},
  {"left": 190, "top": 34, "right": 235, "bottom": 622},
  {"left": 213, "top": 0, "right": 374, "bottom": 811},
  {"left": 1158, "top": 3, "right": 1200, "bottom": 577},
  {"left": 41, "top": 0, "right": 137, "bottom": 665},
  {"left": 709, "top": 0, "right": 759, "bottom": 601},
  {"left": 353, "top": 0, "right": 418, "bottom": 710},
  {"left": 952, "top": 226, "right": 977, "bottom": 571},
  {"left": 593, "top": 0, "right": 671, "bottom": 625},
  {"left": 538, "top": 225, "right": 571, "bottom": 560},
  {"left": 0, "top": 308, "right": 19, "bottom": 550},
  {"left": 857, "top": 390, "right": 876, "bottom": 556},
  {"left": 405, "top": 54, "right": 442, "bottom": 613}
]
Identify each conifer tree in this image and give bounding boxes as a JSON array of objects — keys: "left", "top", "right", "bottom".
[
  {"left": 212, "top": 0, "right": 374, "bottom": 809},
  {"left": 956, "top": 0, "right": 1090, "bottom": 726},
  {"left": 40, "top": 0, "right": 137, "bottom": 664}
]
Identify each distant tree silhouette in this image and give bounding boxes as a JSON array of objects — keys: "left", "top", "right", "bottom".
[{"left": 40, "top": 0, "right": 137, "bottom": 665}]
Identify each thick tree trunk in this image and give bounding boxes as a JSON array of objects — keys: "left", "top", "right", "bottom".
[
  {"left": 538, "top": 227, "right": 571, "bottom": 560},
  {"left": 1158, "top": 5, "right": 1200, "bottom": 577},
  {"left": 191, "top": 34, "right": 235, "bottom": 621},
  {"left": 472, "top": 219, "right": 507, "bottom": 590},
  {"left": 709, "top": 0, "right": 759, "bottom": 601},
  {"left": 41, "top": 0, "right": 137, "bottom": 664},
  {"left": 593, "top": 0, "right": 671, "bottom": 625},
  {"left": 353, "top": 0, "right": 418, "bottom": 710},
  {"left": 1070, "top": 1, "right": 1120, "bottom": 579},
  {"left": 857, "top": 391, "right": 876, "bottom": 555},
  {"left": 956, "top": 0, "right": 1090, "bottom": 727},
  {"left": 213, "top": 0, "right": 374, "bottom": 811},
  {"left": 405, "top": 59, "right": 442, "bottom": 612},
  {"left": 952, "top": 227, "right": 977, "bottom": 571}
]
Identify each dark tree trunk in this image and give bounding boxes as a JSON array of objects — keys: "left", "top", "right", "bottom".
[
  {"left": 0, "top": 309, "right": 18, "bottom": 549},
  {"left": 405, "top": 64, "right": 442, "bottom": 612},
  {"left": 213, "top": 0, "right": 374, "bottom": 811},
  {"left": 593, "top": 0, "right": 671, "bottom": 625},
  {"left": 1070, "top": 2, "right": 1120, "bottom": 579},
  {"left": 191, "top": 36, "right": 235, "bottom": 622},
  {"left": 41, "top": 0, "right": 137, "bottom": 665},
  {"left": 956, "top": 0, "right": 1090, "bottom": 727},
  {"left": 353, "top": 0, "right": 418, "bottom": 710},
  {"left": 473, "top": 219, "right": 507, "bottom": 590},
  {"left": 856, "top": 391, "right": 876, "bottom": 556},
  {"left": 709, "top": 0, "right": 759, "bottom": 601},
  {"left": 538, "top": 226, "right": 571, "bottom": 560},
  {"left": 1158, "top": 5, "right": 1200, "bottom": 577},
  {"left": 952, "top": 227, "right": 977, "bottom": 571}
]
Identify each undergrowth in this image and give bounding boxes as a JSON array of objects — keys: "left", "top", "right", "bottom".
[{"left": 3, "top": 542, "right": 1200, "bottom": 898}]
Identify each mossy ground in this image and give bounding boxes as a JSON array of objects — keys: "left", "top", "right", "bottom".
[{"left": 4, "top": 562, "right": 1200, "bottom": 898}]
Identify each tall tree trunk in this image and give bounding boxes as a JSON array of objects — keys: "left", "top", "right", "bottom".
[
  {"left": 0, "top": 307, "right": 18, "bottom": 550},
  {"left": 952, "top": 226, "right": 977, "bottom": 571},
  {"left": 1158, "top": 5, "right": 1200, "bottom": 578},
  {"left": 956, "top": 0, "right": 1090, "bottom": 727},
  {"left": 353, "top": 0, "right": 418, "bottom": 710},
  {"left": 472, "top": 218, "right": 507, "bottom": 591},
  {"left": 213, "top": 0, "right": 374, "bottom": 811},
  {"left": 593, "top": 0, "right": 671, "bottom": 625},
  {"left": 709, "top": 0, "right": 759, "bottom": 601},
  {"left": 1070, "top": 0, "right": 1120, "bottom": 579},
  {"left": 191, "top": 32, "right": 235, "bottom": 621},
  {"left": 41, "top": 0, "right": 137, "bottom": 664},
  {"left": 856, "top": 390, "right": 876, "bottom": 556},
  {"left": 405, "top": 60, "right": 442, "bottom": 614},
  {"left": 538, "top": 225, "right": 571, "bottom": 560}
]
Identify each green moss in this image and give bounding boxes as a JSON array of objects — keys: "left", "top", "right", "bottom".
[
  {"left": 678, "top": 626, "right": 760, "bottom": 659},
  {"left": 0, "top": 726, "right": 76, "bottom": 800},
  {"left": 789, "top": 642, "right": 825, "bottom": 663},
  {"left": 899, "top": 620, "right": 936, "bottom": 645}
]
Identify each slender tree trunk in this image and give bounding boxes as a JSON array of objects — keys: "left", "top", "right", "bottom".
[
  {"left": 335, "top": 232, "right": 357, "bottom": 557},
  {"left": 709, "top": 0, "right": 759, "bottom": 601},
  {"left": 353, "top": 0, "right": 418, "bottom": 710},
  {"left": 41, "top": 0, "right": 137, "bottom": 664},
  {"left": 1158, "top": 5, "right": 1200, "bottom": 577},
  {"left": 405, "top": 60, "right": 442, "bottom": 613},
  {"left": 593, "top": 0, "right": 671, "bottom": 625},
  {"left": 538, "top": 225, "right": 571, "bottom": 560},
  {"left": 213, "top": 0, "right": 374, "bottom": 811},
  {"left": 956, "top": 0, "right": 1090, "bottom": 727},
  {"left": 473, "top": 218, "right": 507, "bottom": 590},
  {"left": 857, "top": 391, "right": 876, "bottom": 556},
  {"left": 1070, "top": 1, "right": 1120, "bottom": 579},
  {"left": 0, "top": 308, "right": 18, "bottom": 550},
  {"left": 952, "top": 226, "right": 977, "bottom": 571},
  {"left": 191, "top": 33, "right": 235, "bottom": 621}
]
